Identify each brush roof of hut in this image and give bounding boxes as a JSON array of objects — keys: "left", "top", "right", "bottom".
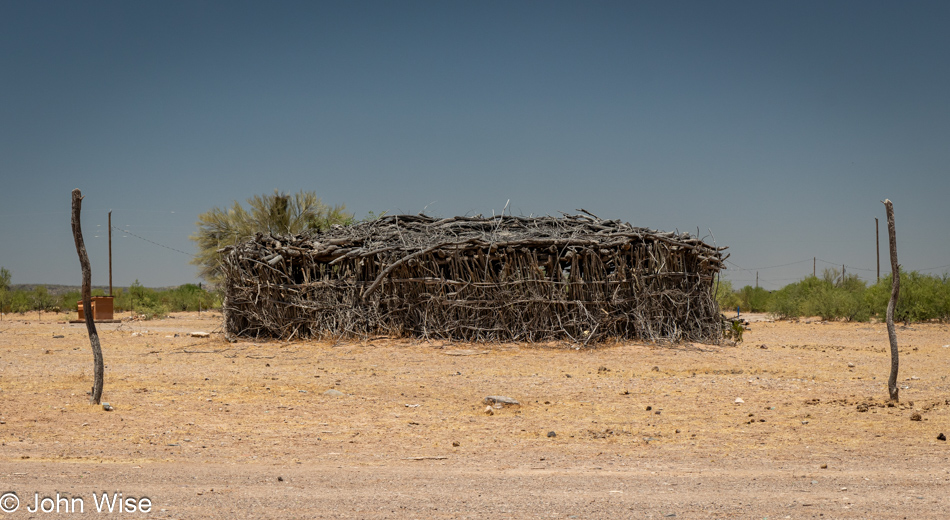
[{"left": 223, "top": 212, "right": 726, "bottom": 273}]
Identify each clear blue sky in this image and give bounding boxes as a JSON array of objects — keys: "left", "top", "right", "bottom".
[{"left": 1, "top": 1, "right": 948, "bottom": 289}]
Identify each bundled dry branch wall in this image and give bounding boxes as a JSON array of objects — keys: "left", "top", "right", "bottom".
[{"left": 221, "top": 213, "right": 727, "bottom": 343}]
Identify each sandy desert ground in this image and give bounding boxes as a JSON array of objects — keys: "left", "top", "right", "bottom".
[{"left": 1, "top": 311, "right": 949, "bottom": 518}]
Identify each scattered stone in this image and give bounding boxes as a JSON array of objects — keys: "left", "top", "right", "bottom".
[
  {"left": 547, "top": 431, "right": 557, "bottom": 438},
  {"left": 759, "top": 344, "right": 767, "bottom": 349},
  {"left": 856, "top": 403, "right": 869, "bottom": 412},
  {"left": 911, "top": 412, "right": 922, "bottom": 421},
  {"left": 190, "top": 332, "right": 211, "bottom": 338},
  {"left": 102, "top": 403, "right": 113, "bottom": 411},
  {"left": 847, "top": 362, "right": 855, "bottom": 368},
  {"left": 277, "top": 476, "right": 283, "bottom": 482},
  {"left": 646, "top": 406, "right": 652, "bottom": 411},
  {"left": 52, "top": 335, "right": 64, "bottom": 339},
  {"left": 452, "top": 441, "right": 460, "bottom": 447},
  {"left": 938, "top": 433, "right": 946, "bottom": 441},
  {"left": 735, "top": 398, "right": 744, "bottom": 404},
  {"left": 652, "top": 366, "right": 660, "bottom": 372},
  {"left": 484, "top": 396, "right": 520, "bottom": 407},
  {"left": 821, "top": 464, "right": 828, "bottom": 469},
  {"left": 484, "top": 406, "right": 494, "bottom": 415},
  {"left": 323, "top": 389, "right": 344, "bottom": 397}
]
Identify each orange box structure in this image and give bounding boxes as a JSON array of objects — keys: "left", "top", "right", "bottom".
[{"left": 77, "top": 296, "right": 115, "bottom": 321}]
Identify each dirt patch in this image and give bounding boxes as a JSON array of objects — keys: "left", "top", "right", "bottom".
[{"left": 1, "top": 313, "right": 949, "bottom": 518}]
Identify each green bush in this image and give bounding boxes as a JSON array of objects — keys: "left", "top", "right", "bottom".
[
  {"left": 767, "top": 275, "right": 834, "bottom": 319},
  {"left": 0, "top": 276, "right": 221, "bottom": 319},
  {"left": 761, "top": 269, "right": 950, "bottom": 323},
  {"left": 737, "top": 285, "right": 772, "bottom": 313},
  {"left": 866, "top": 270, "right": 950, "bottom": 322},
  {"left": 112, "top": 282, "right": 222, "bottom": 319},
  {"left": 715, "top": 279, "right": 741, "bottom": 311},
  {"left": 160, "top": 283, "right": 220, "bottom": 312}
]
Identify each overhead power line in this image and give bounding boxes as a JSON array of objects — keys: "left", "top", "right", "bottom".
[
  {"left": 724, "top": 258, "right": 812, "bottom": 272},
  {"left": 113, "top": 226, "right": 195, "bottom": 258}
]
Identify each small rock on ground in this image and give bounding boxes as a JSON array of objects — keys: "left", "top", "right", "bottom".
[{"left": 323, "top": 389, "right": 344, "bottom": 397}]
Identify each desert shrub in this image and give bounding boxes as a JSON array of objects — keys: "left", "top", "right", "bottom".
[
  {"left": 866, "top": 270, "right": 950, "bottom": 322},
  {"left": 765, "top": 273, "right": 869, "bottom": 321},
  {"left": 7, "top": 290, "right": 30, "bottom": 313},
  {"left": 804, "top": 281, "right": 869, "bottom": 322},
  {"left": 737, "top": 285, "right": 772, "bottom": 313},
  {"left": 111, "top": 283, "right": 221, "bottom": 318},
  {"left": 123, "top": 280, "right": 167, "bottom": 319},
  {"left": 715, "top": 279, "right": 741, "bottom": 311},
  {"left": 0, "top": 278, "right": 220, "bottom": 319},
  {"left": 160, "top": 284, "right": 221, "bottom": 312},
  {"left": 767, "top": 276, "right": 825, "bottom": 318},
  {"left": 30, "top": 286, "right": 55, "bottom": 312}
]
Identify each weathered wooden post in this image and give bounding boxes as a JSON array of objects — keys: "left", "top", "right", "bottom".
[
  {"left": 71, "top": 189, "right": 105, "bottom": 404},
  {"left": 882, "top": 199, "right": 900, "bottom": 402}
]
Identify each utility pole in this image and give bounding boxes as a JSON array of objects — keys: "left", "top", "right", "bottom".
[
  {"left": 755, "top": 271, "right": 758, "bottom": 288},
  {"left": 876, "top": 217, "right": 880, "bottom": 282},
  {"left": 813, "top": 257, "right": 816, "bottom": 278},
  {"left": 108, "top": 211, "right": 113, "bottom": 297}
]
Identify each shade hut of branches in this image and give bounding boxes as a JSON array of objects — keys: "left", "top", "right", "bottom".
[{"left": 221, "top": 213, "right": 728, "bottom": 343}]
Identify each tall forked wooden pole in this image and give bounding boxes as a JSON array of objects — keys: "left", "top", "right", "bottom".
[
  {"left": 882, "top": 199, "right": 900, "bottom": 402},
  {"left": 71, "top": 189, "right": 105, "bottom": 404}
]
